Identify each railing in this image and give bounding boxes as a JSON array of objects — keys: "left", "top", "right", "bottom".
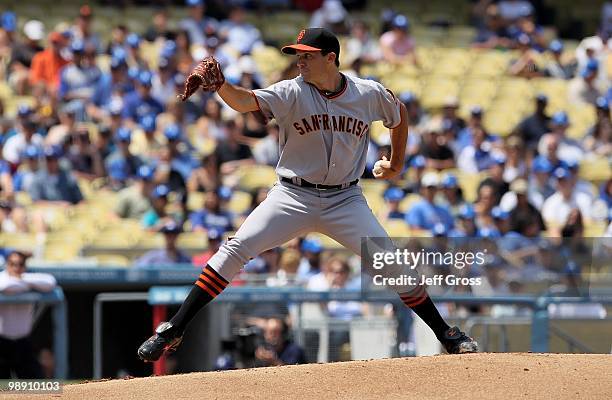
[
  {"left": 0, "top": 288, "right": 68, "bottom": 378},
  {"left": 86, "top": 287, "right": 612, "bottom": 378},
  {"left": 148, "top": 287, "right": 612, "bottom": 353},
  {"left": 462, "top": 316, "right": 611, "bottom": 353}
]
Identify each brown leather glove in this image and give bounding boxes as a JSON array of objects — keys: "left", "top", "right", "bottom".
[{"left": 177, "top": 56, "right": 225, "bottom": 101}]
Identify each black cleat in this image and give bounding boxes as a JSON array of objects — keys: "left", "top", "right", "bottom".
[
  {"left": 439, "top": 326, "right": 479, "bottom": 354},
  {"left": 138, "top": 322, "right": 183, "bottom": 362}
]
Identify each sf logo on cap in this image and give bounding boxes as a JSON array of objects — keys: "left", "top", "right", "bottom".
[{"left": 297, "top": 30, "right": 305, "bottom": 42}]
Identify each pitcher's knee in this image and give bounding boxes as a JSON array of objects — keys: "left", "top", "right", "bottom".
[{"left": 206, "top": 237, "right": 256, "bottom": 280}]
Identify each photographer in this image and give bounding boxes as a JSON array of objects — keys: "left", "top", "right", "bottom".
[{"left": 254, "top": 317, "right": 306, "bottom": 367}]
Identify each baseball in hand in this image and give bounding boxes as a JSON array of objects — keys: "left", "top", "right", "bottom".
[{"left": 373, "top": 160, "right": 384, "bottom": 175}]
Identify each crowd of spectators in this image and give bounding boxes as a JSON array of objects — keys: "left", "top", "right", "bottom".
[{"left": 0, "top": 1, "right": 607, "bottom": 282}]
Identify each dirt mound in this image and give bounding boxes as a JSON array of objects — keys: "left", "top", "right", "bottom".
[{"left": 13, "top": 353, "right": 612, "bottom": 400}]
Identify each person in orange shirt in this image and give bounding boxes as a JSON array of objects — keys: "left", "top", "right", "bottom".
[{"left": 29, "top": 32, "right": 69, "bottom": 93}]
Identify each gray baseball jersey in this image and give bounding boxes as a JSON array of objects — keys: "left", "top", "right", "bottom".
[
  {"left": 252, "top": 74, "right": 402, "bottom": 184},
  {"left": 206, "top": 72, "right": 418, "bottom": 294}
]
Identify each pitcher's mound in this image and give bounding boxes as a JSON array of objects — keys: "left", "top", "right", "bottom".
[{"left": 30, "top": 353, "right": 612, "bottom": 399}]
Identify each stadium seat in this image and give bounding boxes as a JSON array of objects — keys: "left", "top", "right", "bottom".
[
  {"left": 251, "top": 45, "right": 290, "bottom": 82},
  {"left": 383, "top": 219, "right": 411, "bottom": 237},
  {"left": 444, "top": 26, "right": 477, "bottom": 47},
  {"left": 2, "top": 233, "right": 43, "bottom": 253},
  {"left": 43, "top": 245, "right": 81, "bottom": 263},
  {"left": 77, "top": 178, "right": 95, "bottom": 200},
  {"left": 368, "top": 121, "right": 388, "bottom": 144},
  {"left": 467, "top": 51, "right": 512, "bottom": 78},
  {"left": 483, "top": 111, "right": 518, "bottom": 137},
  {"left": 94, "top": 254, "right": 131, "bottom": 267},
  {"left": 380, "top": 76, "right": 421, "bottom": 96},
  {"left": 140, "top": 41, "right": 162, "bottom": 70},
  {"left": 420, "top": 79, "right": 460, "bottom": 109},
  {"left": 309, "top": 233, "right": 344, "bottom": 250},
  {"left": 236, "top": 165, "right": 277, "bottom": 190},
  {"left": 583, "top": 221, "right": 607, "bottom": 237},
  {"left": 456, "top": 171, "right": 484, "bottom": 203},
  {"left": 410, "top": 228, "right": 433, "bottom": 238},
  {"left": 360, "top": 179, "right": 387, "bottom": 197},
  {"left": 227, "top": 190, "right": 252, "bottom": 215},
  {"left": 4, "top": 96, "right": 36, "bottom": 117},
  {"left": 91, "top": 232, "right": 138, "bottom": 249},
  {"left": 46, "top": 223, "right": 85, "bottom": 240},
  {"left": 399, "top": 193, "right": 421, "bottom": 212},
  {"left": 177, "top": 231, "right": 207, "bottom": 250},
  {"left": 15, "top": 191, "right": 32, "bottom": 207},
  {"left": 364, "top": 193, "right": 384, "bottom": 215},
  {"left": 0, "top": 81, "right": 12, "bottom": 99},
  {"left": 186, "top": 124, "right": 216, "bottom": 156},
  {"left": 579, "top": 157, "right": 611, "bottom": 183},
  {"left": 136, "top": 233, "right": 165, "bottom": 249},
  {"left": 30, "top": 204, "right": 70, "bottom": 231},
  {"left": 187, "top": 192, "right": 205, "bottom": 211}
]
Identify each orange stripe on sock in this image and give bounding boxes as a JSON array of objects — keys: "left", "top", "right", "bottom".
[
  {"left": 195, "top": 280, "right": 217, "bottom": 298},
  {"left": 404, "top": 295, "right": 427, "bottom": 307},
  {"left": 203, "top": 266, "right": 229, "bottom": 285},
  {"left": 400, "top": 292, "right": 424, "bottom": 302},
  {"left": 402, "top": 292, "right": 428, "bottom": 307},
  {"left": 199, "top": 274, "right": 223, "bottom": 293},
  {"left": 203, "top": 267, "right": 228, "bottom": 288},
  {"left": 399, "top": 286, "right": 425, "bottom": 300}
]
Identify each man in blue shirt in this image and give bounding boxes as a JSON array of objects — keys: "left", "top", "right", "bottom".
[
  {"left": 122, "top": 70, "right": 164, "bottom": 124},
  {"left": 105, "top": 127, "right": 143, "bottom": 181},
  {"left": 135, "top": 221, "right": 191, "bottom": 267},
  {"left": 382, "top": 187, "right": 405, "bottom": 220},
  {"left": 59, "top": 40, "right": 102, "bottom": 102},
  {"left": 29, "top": 147, "right": 83, "bottom": 205},
  {"left": 163, "top": 124, "right": 195, "bottom": 182},
  {"left": 189, "top": 189, "right": 234, "bottom": 234},
  {"left": 405, "top": 172, "right": 454, "bottom": 231},
  {"left": 457, "top": 125, "right": 500, "bottom": 173},
  {"left": 90, "top": 54, "right": 133, "bottom": 119}
]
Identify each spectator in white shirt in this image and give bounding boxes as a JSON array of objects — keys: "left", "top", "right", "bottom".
[
  {"left": 3, "top": 106, "right": 44, "bottom": 167},
  {"left": 526, "top": 156, "right": 555, "bottom": 210},
  {"left": 309, "top": 0, "right": 349, "bottom": 35},
  {"left": 219, "top": 6, "right": 263, "bottom": 55},
  {"left": 537, "top": 111, "right": 585, "bottom": 165},
  {"left": 575, "top": 28, "right": 611, "bottom": 76},
  {"left": 179, "top": 0, "right": 218, "bottom": 47},
  {"left": 0, "top": 250, "right": 57, "bottom": 378},
  {"left": 344, "top": 20, "right": 381, "bottom": 66},
  {"left": 568, "top": 59, "right": 608, "bottom": 106},
  {"left": 253, "top": 123, "right": 280, "bottom": 166},
  {"left": 565, "top": 159, "right": 595, "bottom": 203},
  {"left": 541, "top": 167, "right": 593, "bottom": 233}
]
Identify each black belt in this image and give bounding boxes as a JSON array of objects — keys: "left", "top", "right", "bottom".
[{"left": 281, "top": 177, "right": 358, "bottom": 190}]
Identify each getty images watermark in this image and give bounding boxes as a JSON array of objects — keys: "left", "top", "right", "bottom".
[
  {"left": 360, "top": 236, "right": 603, "bottom": 296},
  {"left": 370, "top": 248, "right": 486, "bottom": 287},
  {"left": 359, "top": 237, "right": 496, "bottom": 292}
]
